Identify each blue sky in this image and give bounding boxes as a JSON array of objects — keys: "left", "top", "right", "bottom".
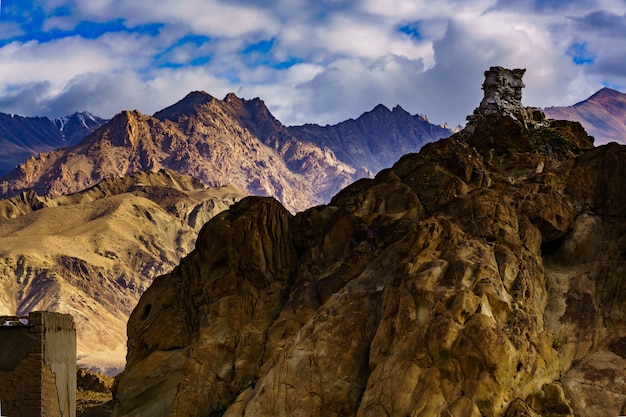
[{"left": 0, "top": 0, "right": 625, "bottom": 127}]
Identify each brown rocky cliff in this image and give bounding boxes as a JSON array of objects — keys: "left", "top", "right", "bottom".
[
  {"left": 158, "top": 91, "right": 358, "bottom": 203},
  {"left": 111, "top": 105, "right": 626, "bottom": 416}
]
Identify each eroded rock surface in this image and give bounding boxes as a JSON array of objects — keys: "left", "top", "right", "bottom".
[
  {"left": 112, "top": 71, "right": 626, "bottom": 416},
  {"left": 465, "top": 67, "right": 548, "bottom": 137}
]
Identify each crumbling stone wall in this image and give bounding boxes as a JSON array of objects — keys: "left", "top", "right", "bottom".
[{"left": 0, "top": 311, "right": 76, "bottom": 417}]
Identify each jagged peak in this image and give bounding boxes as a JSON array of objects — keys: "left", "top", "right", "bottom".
[
  {"left": 392, "top": 105, "right": 410, "bottom": 116},
  {"left": 370, "top": 103, "right": 391, "bottom": 114},
  {"left": 153, "top": 90, "right": 216, "bottom": 121},
  {"left": 53, "top": 111, "right": 107, "bottom": 132},
  {"left": 224, "top": 92, "right": 242, "bottom": 103},
  {"left": 222, "top": 93, "right": 268, "bottom": 112},
  {"left": 573, "top": 86, "right": 626, "bottom": 107},
  {"left": 115, "top": 109, "right": 144, "bottom": 121}
]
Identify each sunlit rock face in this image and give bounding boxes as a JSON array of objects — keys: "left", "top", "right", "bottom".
[
  {"left": 0, "top": 91, "right": 451, "bottom": 214},
  {"left": 112, "top": 69, "right": 626, "bottom": 417}
]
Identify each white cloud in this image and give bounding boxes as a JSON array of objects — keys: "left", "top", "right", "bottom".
[
  {"left": 1, "top": 0, "right": 625, "bottom": 129},
  {"left": 0, "top": 67, "right": 238, "bottom": 118},
  {"left": 360, "top": 0, "right": 497, "bottom": 20},
  {"left": 254, "top": 54, "right": 426, "bottom": 126},
  {"left": 70, "top": 0, "right": 279, "bottom": 38}
]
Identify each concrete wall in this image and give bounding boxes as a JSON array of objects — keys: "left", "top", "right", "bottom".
[{"left": 0, "top": 311, "right": 76, "bottom": 417}]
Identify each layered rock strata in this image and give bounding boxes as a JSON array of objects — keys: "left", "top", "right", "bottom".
[{"left": 112, "top": 70, "right": 626, "bottom": 416}]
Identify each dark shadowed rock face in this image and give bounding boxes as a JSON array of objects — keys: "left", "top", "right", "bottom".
[{"left": 111, "top": 104, "right": 626, "bottom": 416}]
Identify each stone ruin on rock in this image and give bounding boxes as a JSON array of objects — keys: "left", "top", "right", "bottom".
[
  {"left": 0, "top": 311, "right": 76, "bottom": 417},
  {"left": 464, "top": 66, "right": 548, "bottom": 136}
]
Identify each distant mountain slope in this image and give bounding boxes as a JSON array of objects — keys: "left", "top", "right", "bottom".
[
  {"left": 0, "top": 91, "right": 450, "bottom": 213},
  {"left": 544, "top": 87, "right": 626, "bottom": 145},
  {"left": 289, "top": 104, "right": 453, "bottom": 173},
  {"left": 53, "top": 111, "right": 108, "bottom": 144},
  {"left": 0, "top": 169, "right": 245, "bottom": 374},
  {"left": 0, "top": 111, "right": 107, "bottom": 176},
  {"left": 0, "top": 93, "right": 344, "bottom": 212}
]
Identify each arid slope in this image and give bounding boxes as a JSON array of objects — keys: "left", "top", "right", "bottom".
[{"left": 0, "top": 169, "right": 245, "bottom": 374}]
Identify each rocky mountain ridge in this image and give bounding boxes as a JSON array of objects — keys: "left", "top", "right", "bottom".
[
  {"left": 544, "top": 87, "right": 626, "bottom": 145},
  {"left": 111, "top": 67, "right": 626, "bottom": 417},
  {"left": 289, "top": 103, "right": 452, "bottom": 174},
  {"left": 0, "top": 111, "right": 107, "bottom": 176},
  {"left": 0, "top": 92, "right": 452, "bottom": 213},
  {"left": 0, "top": 84, "right": 452, "bottom": 375}
]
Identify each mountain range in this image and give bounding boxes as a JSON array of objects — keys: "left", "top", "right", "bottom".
[
  {"left": 0, "top": 92, "right": 451, "bottom": 213},
  {"left": 544, "top": 87, "right": 626, "bottom": 145},
  {"left": 2, "top": 86, "right": 625, "bottom": 197},
  {"left": 0, "top": 91, "right": 452, "bottom": 374},
  {"left": 0, "top": 111, "right": 107, "bottom": 176},
  {"left": 290, "top": 104, "right": 453, "bottom": 173},
  {"left": 1, "top": 74, "right": 626, "bottom": 411}
]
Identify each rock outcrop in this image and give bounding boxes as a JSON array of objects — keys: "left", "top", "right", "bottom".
[
  {"left": 76, "top": 367, "right": 114, "bottom": 417},
  {"left": 112, "top": 69, "right": 626, "bottom": 416},
  {"left": 464, "top": 67, "right": 548, "bottom": 137}
]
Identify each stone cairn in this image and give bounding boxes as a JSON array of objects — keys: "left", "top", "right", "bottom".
[{"left": 463, "top": 66, "right": 548, "bottom": 137}]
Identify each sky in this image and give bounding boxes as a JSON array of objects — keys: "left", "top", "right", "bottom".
[{"left": 0, "top": 0, "right": 625, "bottom": 127}]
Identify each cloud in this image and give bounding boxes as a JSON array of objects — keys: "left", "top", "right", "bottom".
[
  {"left": 0, "top": 67, "right": 239, "bottom": 118},
  {"left": 570, "top": 10, "right": 626, "bottom": 37},
  {"left": 278, "top": 55, "right": 426, "bottom": 126},
  {"left": 260, "top": 2, "right": 593, "bottom": 127},
  {"left": 65, "top": 0, "right": 280, "bottom": 38},
  {"left": 567, "top": 10, "right": 626, "bottom": 87},
  {"left": 0, "top": 31, "right": 157, "bottom": 98},
  {"left": 0, "top": 0, "right": 625, "bottom": 128}
]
